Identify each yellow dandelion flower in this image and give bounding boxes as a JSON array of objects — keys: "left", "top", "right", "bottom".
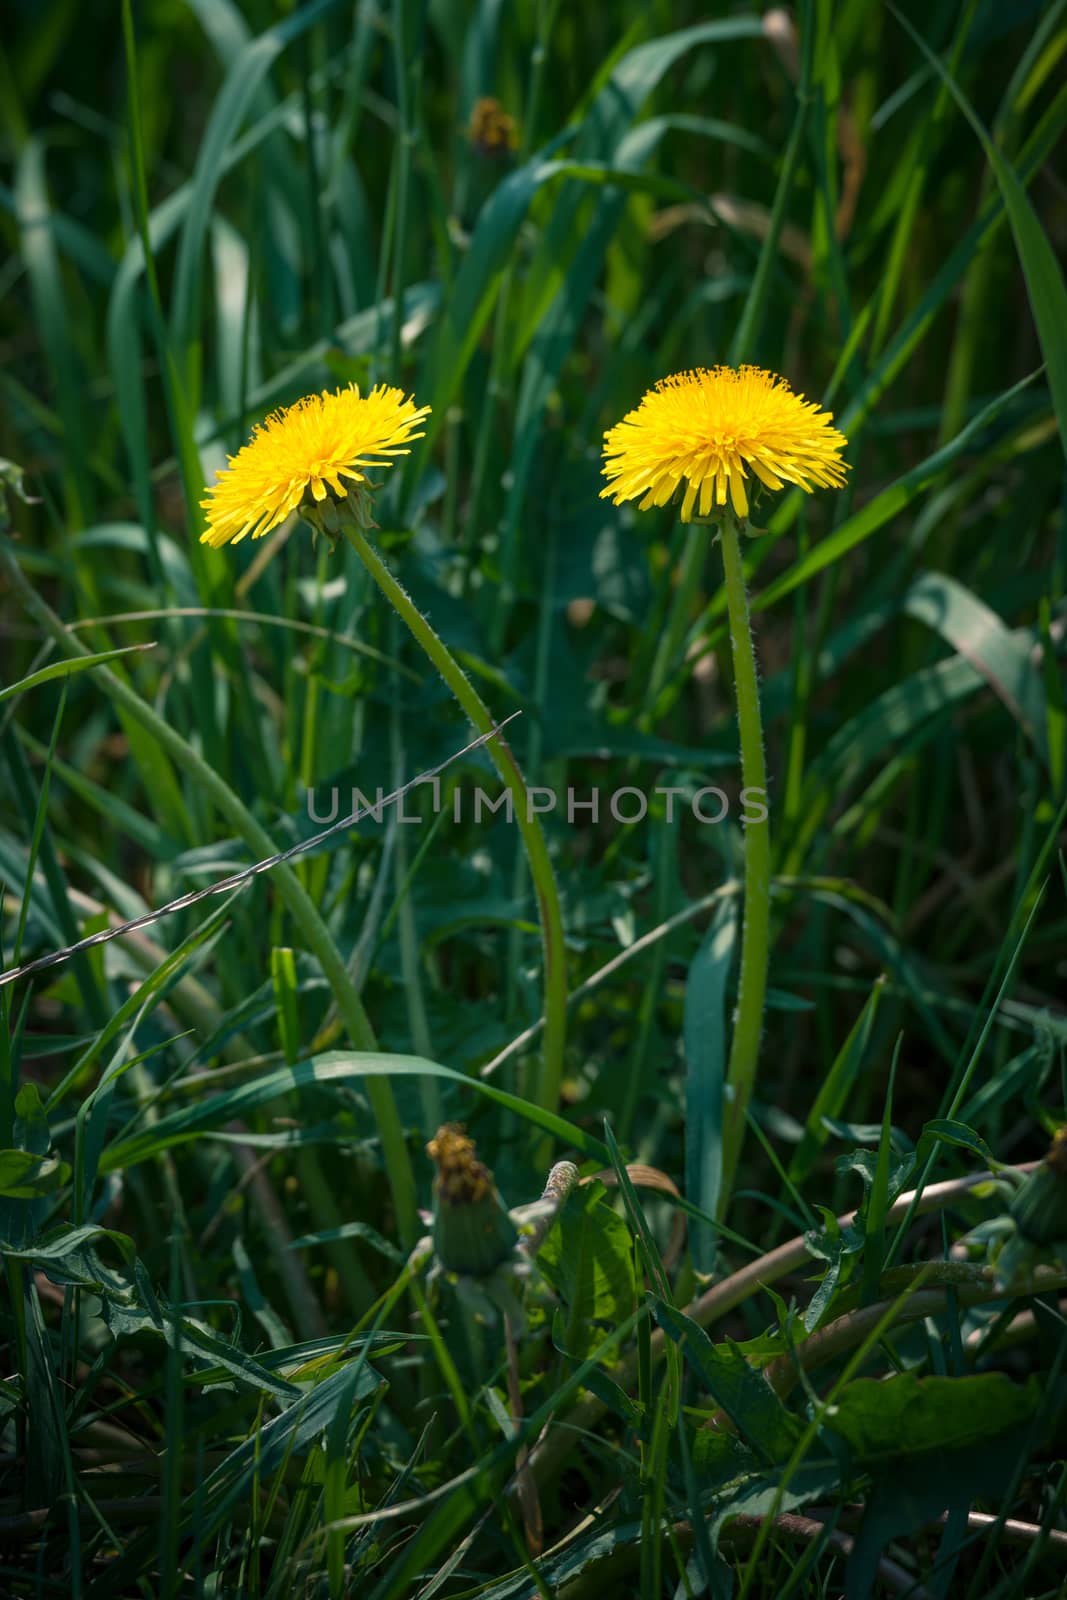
[
  {"left": 601, "top": 364, "right": 848, "bottom": 523},
  {"left": 200, "top": 383, "right": 431, "bottom": 549}
]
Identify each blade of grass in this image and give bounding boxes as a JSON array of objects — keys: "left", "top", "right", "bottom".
[
  {"left": 0, "top": 538, "right": 419, "bottom": 1243},
  {"left": 889, "top": 2, "right": 1067, "bottom": 466},
  {"left": 683, "top": 900, "right": 737, "bottom": 1273}
]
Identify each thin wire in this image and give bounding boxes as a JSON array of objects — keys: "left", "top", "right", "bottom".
[{"left": 0, "top": 713, "right": 521, "bottom": 990}]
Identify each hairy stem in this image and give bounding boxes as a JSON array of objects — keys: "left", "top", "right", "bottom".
[
  {"left": 343, "top": 524, "right": 568, "bottom": 1140},
  {"left": 718, "top": 510, "right": 771, "bottom": 1213}
]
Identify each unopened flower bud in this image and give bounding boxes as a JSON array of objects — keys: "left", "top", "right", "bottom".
[
  {"left": 427, "top": 1123, "right": 518, "bottom": 1277},
  {"left": 1009, "top": 1127, "right": 1067, "bottom": 1248}
]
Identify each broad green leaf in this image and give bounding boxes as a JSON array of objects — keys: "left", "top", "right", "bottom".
[
  {"left": 834, "top": 1147, "right": 915, "bottom": 1211},
  {"left": 537, "top": 1184, "right": 635, "bottom": 1356},
  {"left": 802, "top": 1205, "right": 864, "bottom": 1335},
  {"left": 0, "top": 1081, "right": 52, "bottom": 1249},
  {"left": 0, "top": 1148, "right": 69, "bottom": 1199},
  {"left": 99, "top": 1294, "right": 301, "bottom": 1400},
  {"left": 845, "top": 1427, "right": 1036, "bottom": 1600},
  {"left": 837, "top": 1324, "right": 1052, "bottom": 1597},
  {"left": 916, "top": 1117, "right": 1005, "bottom": 1172},
  {"left": 827, "top": 1371, "right": 1039, "bottom": 1464}
]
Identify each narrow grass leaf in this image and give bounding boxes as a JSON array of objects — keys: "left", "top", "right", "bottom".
[
  {"left": 757, "top": 372, "right": 1043, "bottom": 611},
  {"left": 860, "top": 1036, "right": 900, "bottom": 1305},
  {"left": 890, "top": 3, "right": 1067, "bottom": 464},
  {"left": 683, "top": 900, "right": 737, "bottom": 1273},
  {"left": 0, "top": 644, "right": 156, "bottom": 706},
  {"left": 790, "top": 976, "right": 884, "bottom": 1183}
]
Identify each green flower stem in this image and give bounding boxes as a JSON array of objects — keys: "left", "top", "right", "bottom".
[
  {"left": 716, "top": 509, "right": 771, "bottom": 1214},
  {"left": 0, "top": 540, "right": 418, "bottom": 1244},
  {"left": 343, "top": 525, "right": 567, "bottom": 1128}
]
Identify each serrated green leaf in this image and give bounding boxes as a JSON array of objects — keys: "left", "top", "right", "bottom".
[
  {"left": 827, "top": 1371, "right": 1039, "bottom": 1465},
  {"left": 0, "top": 1149, "right": 69, "bottom": 1198},
  {"left": 650, "top": 1297, "right": 801, "bottom": 1464},
  {"left": 917, "top": 1118, "right": 1005, "bottom": 1171},
  {"left": 538, "top": 1185, "right": 635, "bottom": 1354}
]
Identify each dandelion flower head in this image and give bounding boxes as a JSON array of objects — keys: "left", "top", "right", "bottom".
[
  {"left": 601, "top": 365, "right": 848, "bottom": 522},
  {"left": 201, "top": 383, "right": 430, "bottom": 548}
]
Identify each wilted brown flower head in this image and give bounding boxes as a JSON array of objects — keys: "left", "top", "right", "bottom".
[{"left": 468, "top": 97, "right": 518, "bottom": 156}]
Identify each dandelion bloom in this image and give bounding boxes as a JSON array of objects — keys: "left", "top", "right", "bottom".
[
  {"left": 201, "top": 383, "right": 430, "bottom": 548},
  {"left": 601, "top": 365, "right": 848, "bottom": 522}
]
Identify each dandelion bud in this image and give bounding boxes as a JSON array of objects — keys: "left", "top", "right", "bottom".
[
  {"left": 427, "top": 1123, "right": 518, "bottom": 1277},
  {"left": 1009, "top": 1126, "right": 1067, "bottom": 1249}
]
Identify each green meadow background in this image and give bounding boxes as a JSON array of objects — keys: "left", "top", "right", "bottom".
[{"left": 2, "top": 0, "right": 1066, "bottom": 1595}]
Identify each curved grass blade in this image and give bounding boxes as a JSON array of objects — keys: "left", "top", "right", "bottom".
[
  {"left": 102, "top": 1052, "right": 612, "bottom": 1174},
  {"left": 0, "top": 643, "right": 155, "bottom": 707},
  {"left": 904, "top": 570, "right": 1048, "bottom": 762}
]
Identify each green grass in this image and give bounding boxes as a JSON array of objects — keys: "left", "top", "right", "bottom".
[{"left": 2, "top": 0, "right": 1067, "bottom": 1595}]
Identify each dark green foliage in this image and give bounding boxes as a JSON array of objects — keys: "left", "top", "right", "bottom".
[{"left": 1, "top": 0, "right": 1066, "bottom": 1594}]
